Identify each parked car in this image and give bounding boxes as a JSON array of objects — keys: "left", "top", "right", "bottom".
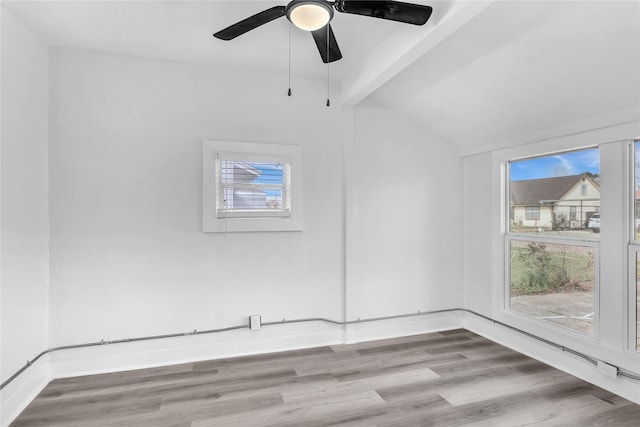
[{"left": 588, "top": 213, "right": 600, "bottom": 233}]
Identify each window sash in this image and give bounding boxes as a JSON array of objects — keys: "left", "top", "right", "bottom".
[
  {"left": 505, "top": 151, "right": 601, "bottom": 338},
  {"left": 632, "top": 140, "right": 640, "bottom": 244},
  {"left": 628, "top": 247, "right": 640, "bottom": 351},
  {"left": 504, "top": 233, "right": 599, "bottom": 337},
  {"left": 215, "top": 159, "right": 292, "bottom": 218},
  {"left": 630, "top": 140, "right": 640, "bottom": 350}
]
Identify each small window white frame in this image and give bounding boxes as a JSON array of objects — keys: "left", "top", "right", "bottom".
[{"left": 203, "top": 140, "right": 303, "bottom": 232}]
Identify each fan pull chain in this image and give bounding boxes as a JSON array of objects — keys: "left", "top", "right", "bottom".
[
  {"left": 326, "top": 24, "right": 330, "bottom": 107},
  {"left": 288, "top": 24, "right": 292, "bottom": 97}
]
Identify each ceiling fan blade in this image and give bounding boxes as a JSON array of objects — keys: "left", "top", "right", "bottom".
[
  {"left": 334, "top": 0, "right": 433, "bottom": 25},
  {"left": 213, "top": 6, "right": 286, "bottom": 40},
  {"left": 311, "top": 24, "right": 342, "bottom": 64}
]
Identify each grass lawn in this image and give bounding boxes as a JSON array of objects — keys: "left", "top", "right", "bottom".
[{"left": 510, "top": 241, "right": 594, "bottom": 296}]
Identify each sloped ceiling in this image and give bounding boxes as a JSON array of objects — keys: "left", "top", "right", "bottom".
[
  {"left": 3, "top": 0, "right": 639, "bottom": 152},
  {"left": 362, "top": 1, "right": 640, "bottom": 152}
]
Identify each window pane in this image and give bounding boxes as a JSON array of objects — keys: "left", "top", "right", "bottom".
[
  {"left": 635, "top": 141, "right": 640, "bottom": 241},
  {"left": 510, "top": 240, "right": 595, "bottom": 335},
  {"left": 219, "top": 161, "right": 287, "bottom": 211},
  {"left": 509, "top": 148, "right": 600, "bottom": 238},
  {"left": 637, "top": 253, "right": 640, "bottom": 349}
]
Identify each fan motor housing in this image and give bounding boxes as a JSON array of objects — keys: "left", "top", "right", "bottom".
[{"left": 286, "top": 0, "right": 335, "bottom": 31}]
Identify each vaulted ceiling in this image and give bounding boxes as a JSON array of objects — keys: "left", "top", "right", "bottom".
[{"left": 4, "top": 0, "right": 639, "bottom": 152}]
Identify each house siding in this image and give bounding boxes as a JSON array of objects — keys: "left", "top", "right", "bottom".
[{"left": 512, "top": 176, "right": 600, "bottom": 229}]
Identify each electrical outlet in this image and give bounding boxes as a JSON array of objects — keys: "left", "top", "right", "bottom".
[
  {"left": 249, "top": 315, "right": 261, "bottom": 330},
  {"left": 597, "top": 361, "right": 618, "bottom": 378}
]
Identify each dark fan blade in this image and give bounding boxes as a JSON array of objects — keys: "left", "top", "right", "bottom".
[
  {"left": 311, "top": 25, "right": 342, "bottom": 64},
  {"left": 334, "top": 0, "right": 432, "bottom": 25},
  {"left": 213, "top": 6, "right": 286, "bottom": 40}
]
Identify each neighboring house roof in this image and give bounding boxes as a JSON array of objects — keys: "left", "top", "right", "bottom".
[
  {"left": 511, "top": 174, "right": 598, "bottom": 205},
  {"left": 233, "top": 162, "right": 261, "bottom": 177}
]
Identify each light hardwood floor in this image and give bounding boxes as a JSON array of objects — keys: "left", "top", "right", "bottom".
[{"left": 11, "top": 329, "right": 640, "bottom": 426}]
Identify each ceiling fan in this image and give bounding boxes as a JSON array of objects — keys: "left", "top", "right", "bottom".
[{"left": 213, "top": 0, "right": 433, "bottom": 63}]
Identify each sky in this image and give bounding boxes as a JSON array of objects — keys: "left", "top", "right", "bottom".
[
  {"left": 510, "top": 148, "right": 600, "bottom": 181},
  {"left": 249, "top": 162, "right": 284, "bottom": 199}
]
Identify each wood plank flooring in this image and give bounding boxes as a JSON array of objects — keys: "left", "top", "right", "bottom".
[{"left": 11, "top": 329, "right": 640, "bottom": 426}]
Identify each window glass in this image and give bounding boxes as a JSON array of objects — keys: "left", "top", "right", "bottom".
[
  {"left": 634, "top": 140, "right": 640, "bottom": 349},
  {"left": 636, "top": 253, "right": 640, "bottom": 349},
  {"left": 218, "top": 161, "right": 289, "bottom": 216},
  {"left": 510, "top": 240, "right": 595, "bottom": 335},
  {"left": 507, "top": 147, "right": 600, "bottom": 336},
  {"left": 509, "top": 148, "right": 600, "bottom": 237},
  {"left": 634, "top": 141, "right": 640, "bottom": 241},
  {"left": 525, "top": 206, "right": 540, "bottom": 220}
]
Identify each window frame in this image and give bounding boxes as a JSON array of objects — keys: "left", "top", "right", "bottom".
[
  {"left": 504, "top": 149, "right": 601, "bottom": 339},
  {"left": 629, "top": 139, "right": 640, "bottom": 351},
  {"left": 202, "top": 140, "right": 303, "bottom": 233},
  {"left": 525, "top": 206, "right": 540, "bottom": 221}
]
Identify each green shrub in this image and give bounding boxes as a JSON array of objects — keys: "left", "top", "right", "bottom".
[{"left": 515, "top": 242, "right": 553, "bottom": 293}]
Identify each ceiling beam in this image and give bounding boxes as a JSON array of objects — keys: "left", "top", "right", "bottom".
[{"left": 340, "top": 0, "right": 495, "bottom": 106}]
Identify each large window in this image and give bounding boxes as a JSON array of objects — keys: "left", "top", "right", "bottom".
[{"left": 507, "top": 148, "right": 600, "bottom": 336}]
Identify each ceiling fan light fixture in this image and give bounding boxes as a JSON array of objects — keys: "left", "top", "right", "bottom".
[{"left": 286, "top": 0, "right": 334, "bottom": 31}]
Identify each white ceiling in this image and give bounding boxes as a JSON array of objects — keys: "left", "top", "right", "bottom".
[
  {"left": 3, "top": 0, "right": 639, "bottom": 152},
  {"left": 363, "top": 0, "right": 640, "bottom": 151},
  {"left": 2, "top": 0, "right": 438, "bottom": 79}
]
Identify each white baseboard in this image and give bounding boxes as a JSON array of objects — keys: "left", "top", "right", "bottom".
[
  {"left": 49, "top": 321, "right": 345, "bottom": 380},
  {"left": 463, "top": 313, "right": 640, "bottom": 405},
  {"left": 0, "top": 355, "right": 50, "bottom": 427},
  {"left": 344, "top": 311, "right": 464, "bottom": 344}
]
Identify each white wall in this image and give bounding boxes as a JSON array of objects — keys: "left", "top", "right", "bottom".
[
  {"left": 47, "top": 49, "right": 346, "bottom": 346},
  {"left": 463, "top": 152, "right": 493, "bottom": 316},
  {"left": 348, "top": 106, "right": 464, "bottom": 322},
  {"left": 0, "top": 6, "right": 51, "bottom": 422},
  {"left": 1, "top": 46, "right": 469, "bottom": 423}
]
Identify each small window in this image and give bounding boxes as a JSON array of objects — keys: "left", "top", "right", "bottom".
[
  {"left": 525, "top": 206, "right": 540, "bottom": 220},
  {"left": 570, "top": 206, "right": 577, "bottom": 220},
  {"left": 203, "top": 140, "right": 302, "bottom": 232},
  {"left": 217, "top": 160, "right": 290, "bottom": 218}
]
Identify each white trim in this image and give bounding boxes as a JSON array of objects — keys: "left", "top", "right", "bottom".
[
  {"left": 629, "top": 140, "right": 639, "bottom": 352},
  {"left": 344, "top": 312, "right": 464, "bottom": 344},
  {"left": 628, "top": 247, "right": 638, "bottom": 352},
  {"left": 461, "top": 107, "right": 640, "bottom": 157},
  {"left": 463, "top": 313, "right": 640, "bottom": 405},
  {"left": 47, "top": 323, "right": 343, "bottom": 381},
  {"left": 0, "top": 355, "right": 50, "bottom": 426}
]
